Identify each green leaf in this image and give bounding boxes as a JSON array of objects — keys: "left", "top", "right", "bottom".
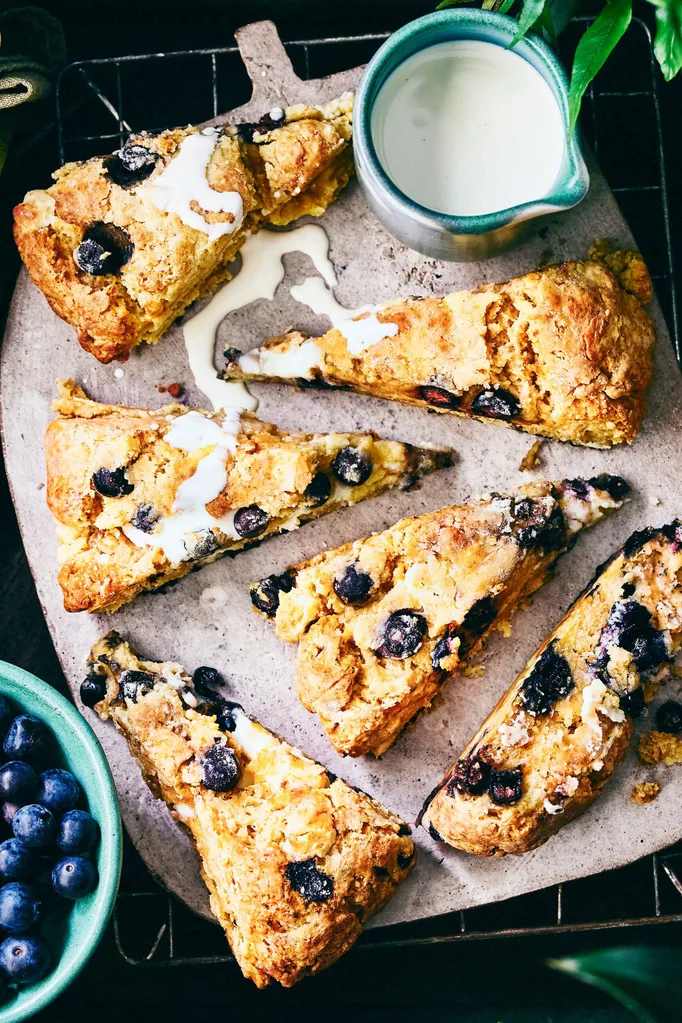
[
  {"left": 498, "top": 0, "right": 517, "bottom": 11},
  {"left": 547, "top": 0, "right": 585, "bottom": 37},
  {"left": 509, "top": 0, "right": 548, "bottom": 46},
  {"left": 548, "top": 947, "right": 682, "bottom": 1023},
  {"left": 435, "top": 0, "right": 478, "bottom": 8},
  {"left": 646, "top": 0, "right": 682, "bottom": 80},
  {"left": 567, "top": 0, "right": 632, "bottom": 134}
]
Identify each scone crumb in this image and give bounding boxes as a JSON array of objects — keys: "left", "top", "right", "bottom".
[
  {"left": 631, "top": 781, "right": 661, "bottom": 804},
  {"left": 649, "top": 495, "right": 661, "bottom": 507},
  {"left": 519, "top": 439, "right": 543, "bottom": 471},
  {"left": 463, "top": 664, "right": 485, "bottom": 679},
  {"left": 639, "top": 730, "right": 682, "bottom": 765},
  {"left": 496, "top": 619, "right": 513, "bottom": 639},
  {"left": 158, "top": 381, "right": 185, "bottom": 399}
]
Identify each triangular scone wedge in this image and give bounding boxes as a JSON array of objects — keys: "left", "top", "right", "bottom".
[
  {"left": 46, "top": 380, "right": 452, "bottom": 614},
  {"left": 251, "top": 476, "right": 628, "bottom": 757},
  {"left": 13, "top": 96, "right": 353, "bottom": 363},
  {"left": 419, "top": 521, "right": 682, "bottom": 856},
  {"left": 86, "top": 632, "right": 415, "bottom": 988},
  {"left": 225, "top": 249, "right": 654, "bottom": 447}
]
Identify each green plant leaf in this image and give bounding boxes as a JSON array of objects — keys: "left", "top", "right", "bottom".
[
  {"left": 435, "top": 0, "right": 479, "bottom": 8},
  {"left": 567, "top": 0, "right": 632, "bottom": 134},
  {"left": 549, "top": 947, "right": 682, "bottom": 1023},
  {"left": 499, "top": 0, "right": 517, "bottom": 11},
  {"left": 547, "top": 0, "right": 585, "bottom": 37},
  {"left": 647, "top": 0, "right": 682, "bottom": 80},
  {"left": 509, "top": 0, "right": 548, "bottom": 46}
]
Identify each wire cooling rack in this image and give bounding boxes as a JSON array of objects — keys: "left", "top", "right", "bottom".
[{"left": 54, "top": 18, "right": 682, "bottom": 967}]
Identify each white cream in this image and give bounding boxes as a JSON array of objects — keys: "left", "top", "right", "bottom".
[
  {"left": 230, "top": 708, "right": 273, "bottom": 760},
  {"left": 182, "top": 224, "right": 337, "bottom": 411},
  {"left": 543, "top": 799, "right": 564, "bottom": 815},
  {"left": 122, "top": 410, "right": 241, "bottom": 564},
  {"left": 372, "top": 39, "right": 566, "bottom": 217},
  {"left": 148, "top": 128, "right": 243, "bottom": 240},
  {"left": 237, "top": 337, "right": 324, "bottom": 380}
]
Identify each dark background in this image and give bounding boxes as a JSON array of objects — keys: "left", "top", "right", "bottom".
[{"left": 1, "top": 1, "right": 681, "bottom": 1019}]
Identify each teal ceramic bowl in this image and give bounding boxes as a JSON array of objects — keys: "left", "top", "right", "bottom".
[
  {"left": 354, "top": 9, "right": 590, "bottom": 262},
  {"left": 0, "top": 661, "right": 121, "bottom": 1023}
]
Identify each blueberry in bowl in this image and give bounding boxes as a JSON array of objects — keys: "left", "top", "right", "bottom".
[{"left": 0, "top": 660, "right": 120, "bottom": 1021}]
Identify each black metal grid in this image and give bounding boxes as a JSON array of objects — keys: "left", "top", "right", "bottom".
[{"left": 54, "top": 19, "right": 682, "bottom": 967}]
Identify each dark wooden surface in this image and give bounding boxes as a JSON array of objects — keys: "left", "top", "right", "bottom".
[{"left": 1, "top": 1, "right": 681, "bottom": 1018}]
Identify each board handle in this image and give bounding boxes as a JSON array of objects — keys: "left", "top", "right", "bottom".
[{"left": 235, "top": 20, "right": 304, "bottom": 110}]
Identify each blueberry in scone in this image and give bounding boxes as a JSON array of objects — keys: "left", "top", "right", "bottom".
[
  {"left": 251, "top": 477, "right": 627, "bottom": 757},
  {"left": 224, "top": 249, "right": 654, "bottom": 447},
  {"left": 45, "top": 380, "right": 452, "bottom": 614},
  {"left": 86, "top": 632, "right": 415, "bottom": 989},
  {"left": 14, "top": 96, "right": 354, "bottom": 363},
  {"left": 420, "top": 520, "right": 682, "bottom": 856}
]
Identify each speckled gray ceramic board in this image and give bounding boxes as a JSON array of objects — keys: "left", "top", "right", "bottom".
[{"left": 3, "top": 20, "right": 682, "bottom": 931}]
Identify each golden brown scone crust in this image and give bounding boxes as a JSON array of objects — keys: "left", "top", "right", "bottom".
[
  {"left": 45, "top": 380, "right": 452, "bottom": 614},
  {"left": 225, "top": 251, "right": 655, "bottom": 447},
  {"left": 89, "top": 632, "right": 414, "bottom": 988},
  {"left": 254, "top": 476, "right": 626, "bottom": 757},
  {"left": 14, "top": 97, "right": 353, "bottom": 363},
  {"left": 420, "top": 523, "right": 682, "bottom": 856}
]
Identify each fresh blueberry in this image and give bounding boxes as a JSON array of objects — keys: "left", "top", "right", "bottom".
[
  {"left": 13, "top": 805, "right": 56, "bottom": 849},
  {"left": 250, "top": 572, "right": 295, "bottom": 617},
  {"left": 233, "top": 505, "right": 270, "bottom": 539},
  {"left": 374, "top": 610, "right": 427, "bottom": 659},
  {"left": 417, "top": 384, "right": 460, "bottom": 409},
  {"left": 489, "top": 767, "right": 523, "bottom": 805},
  {"left": 73, "top": 221, "right": 133, "bottom": 276},
  {"left": 1, "top": 804, "right": 19, "bottom": 830},
  {"left": 520, "top": 644, "right": 574, "bottom": 716},
  {"left": 304, "top": 471, "right": 332, "bottom": 507},
  {"left": 215, "top": 702, "right": 243, "bottom": 733},
  {"left": 513, "top": 499, "right": 566, "bottom": 551},
  {"left": 471, "top": 388, "right": 520, "bottom": 420},
  {"left": 80, "top": 673, "right": 107, "bottom": 709},
  {"left": 199, "top": 745, "right": 241, "bottom": 792},
  {"left": 448, "top": 756, "right": 492, "bottom": 796},
  {"left": 130, "top": 502, "right": 158, "bottom": 532},
  {"left": 0, "top": 883, "right": 42, "bottom": 934},
  {"left": 587, "top": 475, "right": 629, "bottom": 501},
  {"left": 91, "top": 466, "right": 134, "bottom": 498},
  {"left": 192, "top": 666, "right": 223, "bottom": 699},
  {"left": 51, "top": 856, "right": 98, "bottom": 900},
  {"left": 36, "top": 769, "right": 81, "bottom": 815},
  {"left": 119, "top": 670, "right": 155, "bottom": 703},
  {"left": 0, "top": 934, "right": 50, "bottom": 984},
  {"left": 0, "top": 762, "right": 37, "bottom": 804},
  {"left": 656, "top": 700, "right": 682, "bottom": 733},
  {"left": 104, "top": 143, "right": 157, "bottom": 188},
  {"left": 184, "top": 529, "right": 220, "bottom": 559},
  {"left": 3, "top": 715, "right": 50, "bottom": 763},
  {"left": 57, "top": 810, "right": 100, "bottom": 856},
  {"left": 332, "top": 446, "right": 373, "bottom": 487},
  {"left": 594, "top": 600, "right": 670, "bottom": 683},
  {"left": 0, "top": 696, "right": 13, "bottom": 737},
  {"left": 284, "top": 859, "right": 334, "bottom": 903},
  {"left": 0, "top": 839, "right": 35, "bottom": 881},
  {"left": 333, "top": 563, "right": 373, "bottom": 605}
]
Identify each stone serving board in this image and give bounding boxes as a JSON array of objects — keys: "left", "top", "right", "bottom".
[{"left": 3, "top": 20, "right": 682, "bottom": 933}]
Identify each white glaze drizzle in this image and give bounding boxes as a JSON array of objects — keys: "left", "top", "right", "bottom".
[
  {"left": 230, "top": 708, "right": 273, "bottom": 760},
  {"left": 122, "top": 410, "right": 241, "bottom": 564},
  {"left": 182, "top": 223, "right": 337, "bottom": 411},
  {"left": 148, "top": 128, "right": 243, "bottom": 241},
  {"left": 290, "top": 277, "right": 400, "bottom": 355}
]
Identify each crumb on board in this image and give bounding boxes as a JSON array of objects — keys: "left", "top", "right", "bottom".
[
  {"left": 519, "top": 439, "right": 543, "bottom": 472},
  {"left": 639, "top": 730, "right": 682, "bottom": 766},
  {"left": 495, "top": 619, "right": 513, "bottom": 639},
  {"left": 463, "top": 664, "right": 486, "bottom": 679},
  {"left": 649, "top": 495, "right": 661, "bottom": 507},
  {"left": 158, "top": 382, "right": 185, "bottom": 398},
  {"left": 631, "top": 781, "right": 661, "bottom": 804}
]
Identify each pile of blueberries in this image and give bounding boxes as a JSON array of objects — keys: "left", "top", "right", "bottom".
[{"left": 0, "top": 696, "right": 99, "bottom": 1000}]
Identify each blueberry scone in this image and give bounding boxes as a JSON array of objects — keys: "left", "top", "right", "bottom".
[
  {"left": 419, "top": 521, "right": 682, "bottom": 856},
  {"left": 250, "top": 476, "right": 628, "bottom": 757},
  {"left": 83, "top": 632, "right": 415, "bottom": 988},
  {"left": 224, "top": 248, "right": 654, "bottom": 447},
  {"left": 13, "top": 97, "right": 353, "bottom": 363},
  {"left": 46, "top": 380, "right": 451, "bottom": 613}
]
